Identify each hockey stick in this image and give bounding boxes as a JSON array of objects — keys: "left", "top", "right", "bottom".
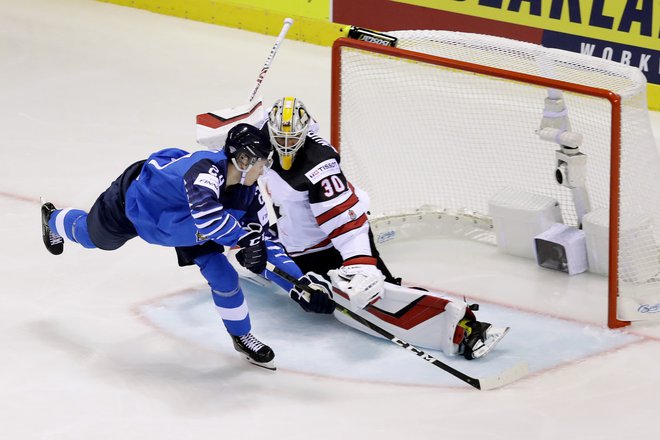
[
  {"left": 196, "top": 18, "right": 293, "bottom": 147},
  {"left": 267, "top": 262, "right": 528, "bottom": 390},
  {"left": 246, "top": 18, "right": 294, "bottom": 103},
  {"left": 346, "top": 26, "right": 398, "bottom": 47}
]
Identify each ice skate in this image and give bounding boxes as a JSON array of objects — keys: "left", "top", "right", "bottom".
[
  {"left": 231, "top": 333, "right": 276, "bottom": 370},
  {"left": 41, "top": 201, "right": 63, "bottom": 255},
  {"left": 457, "top": 319, "right": 509, "bottom": 360}
]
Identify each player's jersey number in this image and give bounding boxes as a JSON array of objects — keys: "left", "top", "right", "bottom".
[{"left": 320, "top": 175, "right": 346, "bottom": 197}]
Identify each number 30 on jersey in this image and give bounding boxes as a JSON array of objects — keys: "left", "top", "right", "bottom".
[{"left": 320, "top": 175, "right": 346, "bottom": 197}]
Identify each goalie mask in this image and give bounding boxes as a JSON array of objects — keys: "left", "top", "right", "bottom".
[
  {"left": 267, "top": 97, "right": 310, "bottom": 170},
  {"left": 224, "top": 123, "right": 274, "bottom": 184}
]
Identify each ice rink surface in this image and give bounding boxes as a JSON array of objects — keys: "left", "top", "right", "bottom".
[{"left": 3, "top": 1, "right": 660, "bottom": 438}]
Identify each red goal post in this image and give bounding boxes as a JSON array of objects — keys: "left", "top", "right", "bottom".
[{"left": 331, "top": 31, "right": 660, "bottom": 329}]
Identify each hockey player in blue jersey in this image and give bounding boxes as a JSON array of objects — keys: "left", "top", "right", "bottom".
[{"left": 40, "top": 123, "right": 316, "bottom": 370}]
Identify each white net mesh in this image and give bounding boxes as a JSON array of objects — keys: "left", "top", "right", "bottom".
[{"left": 333, "top": 31, "right": 660, "bottom": 323}]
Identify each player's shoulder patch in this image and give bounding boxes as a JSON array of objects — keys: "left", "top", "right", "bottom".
[
  {"left": 304, "top": 158, "right": 340, "bottom": 184},
  {"left": 194, "top": 173, "right": 221, "bottom": 197}
]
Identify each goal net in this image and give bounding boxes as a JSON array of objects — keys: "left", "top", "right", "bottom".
[{"left": 331, "top": 30, "right": 660, "bottom": 328}]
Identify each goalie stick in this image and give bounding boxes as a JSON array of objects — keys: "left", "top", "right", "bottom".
[
  {"left": 266, "top": 262, "right": 528, "bottom": 390},
  {"left": 246, "top": 17, "right": 294, "bottom": 103},
  {"left": 196, "top": 18, "right": 293, "bottom": 148}
]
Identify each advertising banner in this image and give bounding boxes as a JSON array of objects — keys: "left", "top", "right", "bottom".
[
  {"left": 394, "top": 1, "right": 658, "bottom": 50},
  {"left": 334, "top": 0, "right": 659, "bottom": 109},
  {"left": 229, "top": 0, "right": 330, "bottom": 19}
]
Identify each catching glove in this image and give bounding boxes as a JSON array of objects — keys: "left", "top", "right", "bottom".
[
  {"left": 235, "top": 223, "right": 267, "bottom": 274},
  {"left": 330, "top": 264, "right": 385, "bottom": 311},
  {"left": 290, "top": 272, "right": 335, "bottom": 314}
]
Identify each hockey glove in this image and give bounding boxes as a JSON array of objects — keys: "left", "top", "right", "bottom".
[
  {"left": 330, "top": 264, "right": 385, "bottom": 312},
  {"left": 290, "top": 272, "right": 335, "bottom": 314},
  {"left": 235, "top": 223, "right": 267, "bottom": 274}
]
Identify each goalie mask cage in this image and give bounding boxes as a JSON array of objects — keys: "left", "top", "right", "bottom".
[{"left": 331, "top": 31, "right": 660, "bottom": 329}]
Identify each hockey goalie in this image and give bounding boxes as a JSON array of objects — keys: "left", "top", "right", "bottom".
[{"left": 197, "top": 98, "right": 509, "bottom": 360}]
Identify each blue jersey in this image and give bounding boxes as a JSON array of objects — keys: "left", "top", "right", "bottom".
[{"left": 125, "top": 148, "right": 268, "bottom": 247}]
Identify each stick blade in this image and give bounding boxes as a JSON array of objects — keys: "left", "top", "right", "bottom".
[{"left": 477, "top": 361, "right": 529, "bottom": 391}]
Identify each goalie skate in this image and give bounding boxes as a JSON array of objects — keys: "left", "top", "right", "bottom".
[
  {"left": 231, "top": 333, "right": 276, "bottom": 371},
  {"left": 458, "top": 320, "right": 510, "bottom": 360}
]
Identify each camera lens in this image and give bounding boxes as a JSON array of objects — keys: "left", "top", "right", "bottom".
[{"left": 555, "top": 163, "right": 567, "bottom": 185}]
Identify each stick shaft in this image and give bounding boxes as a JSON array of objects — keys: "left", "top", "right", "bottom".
[{"left": 247, "top": 18, "right": 294, "bottom": 103}]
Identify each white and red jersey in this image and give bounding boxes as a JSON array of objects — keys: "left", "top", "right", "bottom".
[{"left": 260, "top": 132, "right": 373, "bottom": 261}]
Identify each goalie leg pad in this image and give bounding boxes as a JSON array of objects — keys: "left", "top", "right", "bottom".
[
  {"left": 330, "top": 281, "right": 466, "bottom": 353},
  {"left": 329, "top": 280, "right": 510, "bottom": 357},
  {"left": 439, "top": 301, "right": 468, "bottom": 356}
]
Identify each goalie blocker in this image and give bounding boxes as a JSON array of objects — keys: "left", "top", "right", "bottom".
[{"left": 329, "top": 273, "right": 510, "bottom": 360}]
